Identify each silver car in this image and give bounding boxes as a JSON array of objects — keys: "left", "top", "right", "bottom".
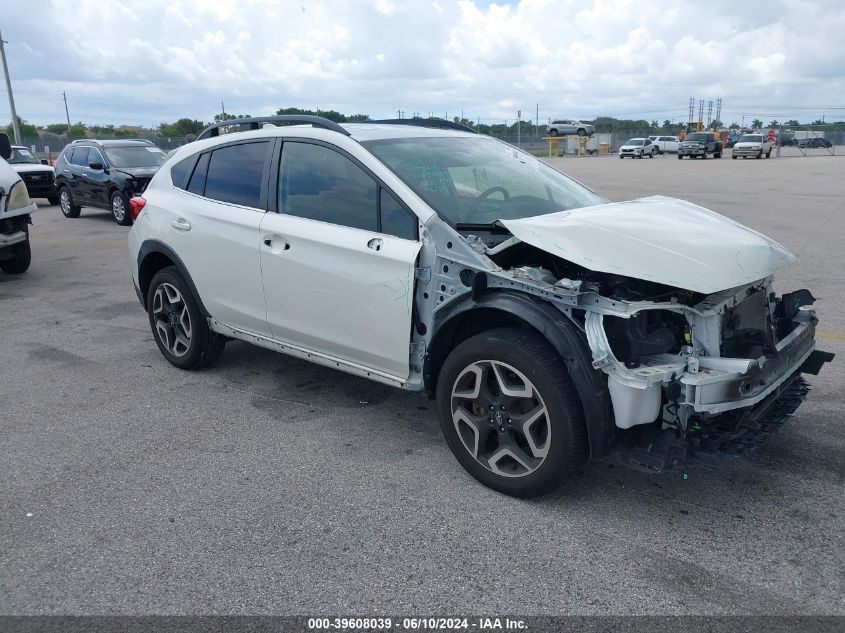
[{"left": 546, "top": 119, "right": 594, "bottom": 137}]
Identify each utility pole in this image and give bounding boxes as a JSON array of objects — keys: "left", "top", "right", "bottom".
[
  {"left": 221, "top": 101, "right": 225, "bottom": 119},
  {"left": 0, "top": 31, "right": 21, "bottom": 144},
  {"left": 62, "top": 91, "right": 71, "bottom": 134}
]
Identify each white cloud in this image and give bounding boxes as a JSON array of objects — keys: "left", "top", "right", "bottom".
[{"left": 2, "top": 0, "right": 844, "bottom": 127}]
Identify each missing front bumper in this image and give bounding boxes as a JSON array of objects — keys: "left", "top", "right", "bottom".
[{"left": 608, "top": 371, "right": 814, "bottom": 473}]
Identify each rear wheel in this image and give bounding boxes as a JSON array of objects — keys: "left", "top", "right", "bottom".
[
  {"left": 0, "top": 237, "right": 31, "bottom": 274},
  {"left": 548, "top": 129, "right": 558, "bottom": 137},
  {"left": 436, "top": 328, "right": 587, "bottom": 497},
  {"left": 678, "top": 154, "right": 683, "bottom": 160},
  {"left": 147, "top": 267, "right": 225, "bottom": 370},
  {"left": 59, "top": 187, "right": 81, "bottom": 218},
  {"left": 577, "top": 128, "right": 586, "bottom": 136}
]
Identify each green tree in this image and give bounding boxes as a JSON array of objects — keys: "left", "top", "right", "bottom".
[
  {"left": 66, "top": 122, "right": 87, "bottom": 140},
  {"left": 159, "top": 118, "right": 205, "bottom": 137},
  {"left": 44, "top": 123, "right": 70, "bottom": 134},
  {"left": 784, "top": 119, "right": 800, "bottom": 127},
  {"left": 769, "top": 119, "right": 780, "bottom": 128},
  {"left": 662, "top": 119, "right": 672, "bottom": 129},
  {"left": 728, "top": 122, "right": 740, "bottom": 129},
  {"left": 213, "top": 112, "right": 251, "bottom": 123},
  {"left": 710, "top": 119, "right": 723, "bottom": 130},
  {"left": 751, "top": 118, "right": 763, "bottom": 129},
  {"left": 811, "top": 118, "right": 825, "bottom": 125},
  {"left": 6, "top": 116, "right": 38, "bottom": 138}
]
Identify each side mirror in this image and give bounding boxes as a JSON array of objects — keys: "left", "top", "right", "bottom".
[
  {"left": 0, "top": 132, "right": 11, "bottom": 160},
  {"left": 88, "top": 161, "right": 104, "bottom": 171},
  {"left": 41, "top": 159, "right": 48, "bottom": 165}
]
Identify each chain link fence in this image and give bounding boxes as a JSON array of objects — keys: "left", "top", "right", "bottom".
[{"left": 772, "top": 124, "right": 843, "bottom": 157}]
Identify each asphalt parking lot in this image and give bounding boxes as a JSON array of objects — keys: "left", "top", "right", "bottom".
[{"left": 1, "top": 154, "right": 843, "bottom": 616}]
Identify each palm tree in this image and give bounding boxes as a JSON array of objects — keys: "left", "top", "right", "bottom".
[{"left": 751, "top": 118, "right": 763, "bottom": 129}]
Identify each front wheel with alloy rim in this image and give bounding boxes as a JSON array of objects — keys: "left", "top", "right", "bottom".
[
  {"left": 436, "top": 328, "right": 587, "bottom": 497},
  {"left": 147, "top": 267, "right": 225, "bottom": 370},
  {"left": 111, "top": 191, "right": 132, "bottom": 225},
  {"left": 59, "top": 187, "right": 81, "bottom": 218}
]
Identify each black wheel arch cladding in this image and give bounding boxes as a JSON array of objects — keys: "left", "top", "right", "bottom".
[
  {"left": 425, "top": 289, "right": 614, "bottom": 459},
  {"left": 137, "top": 239, "right": 210, "bottom": 317}
]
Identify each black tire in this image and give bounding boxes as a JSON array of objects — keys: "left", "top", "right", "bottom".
[
  {"left": 714, "top": 149, "right": 722, "bottom": 158},
  {"left": 110, "top": 190, "right": 132, "bottom": 226},
  {"left": 147, "top": 266, "right": 225, "bottom": 370},
  {"left": 756, "top": 151, "right": 763, "bottom": 159},
  {"left": 766, "top": 149, "right": 772, "bottom": 158},
  {"left": 577, "top": 128, "right": 586, "bottom": 136},
  {"left": 0, "top": 238, "right": 31, "bottom": 274},
  {"left": 678, "top": 154, "right": 683, "bottom": 160},
  {"left": 436, "top": 328, "right": 587, "bottom": 497},
  {"left": 59, "top": 186, "right": 81, "bottom": 218},
  {"left": 47, "top": 194, "right": 60, "bottom": 205},
  {"left": 548, "top": 129, "right": 558, "bottom": 137},
  {"left": 732, "top": 154, "right": 737, "bottom": 159},
  {"left": 637, "top": 152, "right": 643, "bottom": 159},
  {"left": 619, "top": 154, "right": 624, "bottom": 159}
]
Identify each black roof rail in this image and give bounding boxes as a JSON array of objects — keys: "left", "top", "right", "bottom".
[
  {"left": 197, "top": 115, "right": 350, "bottom": 140},
  {"left": 367, "top": 118, "right": 478, "bottom": 134}
]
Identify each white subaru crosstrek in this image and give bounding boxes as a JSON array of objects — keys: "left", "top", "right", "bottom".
[{"left": 127, "top": 116, "right": 832, "bottom": 497}]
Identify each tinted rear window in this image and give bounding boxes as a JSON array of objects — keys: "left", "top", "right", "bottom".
[{"left": 204, "top": 142, "right": 269, "bottom": 208}]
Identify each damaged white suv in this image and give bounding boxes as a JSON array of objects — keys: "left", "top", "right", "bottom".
[{"left": 127, "top": 116, "right": 833, "bottom": 497}]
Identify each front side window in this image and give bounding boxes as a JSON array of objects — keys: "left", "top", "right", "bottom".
[
  {"left": 204, "top": 142, "right": 269, "bottom": 208},
  {"left": 87, "top": 148, "right": 105, "bottom": 167},
  {"left": 279, "top": 142, "right": 378, "bottom": 232},
  {"left": 103, "top": 145, "right": 168, "bottom": 168},
  {"left": 363, "top": 136, "right": 604, "bottom": 227}
]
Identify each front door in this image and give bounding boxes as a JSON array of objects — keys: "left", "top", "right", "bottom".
[
  {"left": 259, "top": 140, "right": 421, "bottom": 380},
  {"left": 80, "top": 146, "right": 111, "bottom": 208}
]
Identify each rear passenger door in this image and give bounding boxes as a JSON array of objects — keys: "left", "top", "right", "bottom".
[
  {"left": 259, "top": 140, "right": 421, "bottom": 380},
  {"left": 167, "top": 140, "right": 273, "bottom": 336}
]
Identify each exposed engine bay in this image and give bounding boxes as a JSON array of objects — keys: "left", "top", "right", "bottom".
[{"left": 440, "top": 221, "right": 832, "bottom": 471}]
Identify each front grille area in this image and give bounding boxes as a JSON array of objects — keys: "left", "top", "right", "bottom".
[{"left": 20, "top": 171, "right": 56, "bottom": 196}]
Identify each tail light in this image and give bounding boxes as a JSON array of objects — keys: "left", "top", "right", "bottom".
[{"left": 129, "top": 197, "right": 147, "bottom": 222}]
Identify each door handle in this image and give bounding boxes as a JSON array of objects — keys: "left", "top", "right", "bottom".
[
  {"left": 367, "top": 238, "right": 384, "bottom": 252},
  {"left": 170, "top": 218, "right": 191, "bottom": 231},
  {"left": 263, "top": 236, "right": 290, "bottom": 250}
]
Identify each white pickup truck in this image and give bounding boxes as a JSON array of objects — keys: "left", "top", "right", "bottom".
[{"left": 0, "top": 133, "right": 38, "bottom": 274}]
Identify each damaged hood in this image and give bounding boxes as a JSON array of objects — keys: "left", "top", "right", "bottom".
[{"left": 499, "top": 196, "right": 795, "bottom": 294}]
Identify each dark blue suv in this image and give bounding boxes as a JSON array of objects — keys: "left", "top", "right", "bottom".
[{"left": 53, "top": 139, "right": 168, "bottom": 225}]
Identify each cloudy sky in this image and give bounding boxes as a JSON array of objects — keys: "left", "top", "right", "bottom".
[{"left": 2, "top": 0, "right": 844, "bottom": 128}]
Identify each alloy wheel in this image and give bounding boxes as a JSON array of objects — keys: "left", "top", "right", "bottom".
[
  {"left": 112, "top": 195, "right": 126, "bottom": 222},
  {"left": 60, "top": 189, "right": 71, "bottom": 215},
  {"left": 152, "top": 283, "right": 192, "bottom": 357},
  {"left": 450, "top": 360, "right": 551, "bottom": 478}
]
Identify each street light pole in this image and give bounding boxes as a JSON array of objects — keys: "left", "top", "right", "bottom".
[{"left": 0, "top": 30, "right": 21, "bottom": 144}]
